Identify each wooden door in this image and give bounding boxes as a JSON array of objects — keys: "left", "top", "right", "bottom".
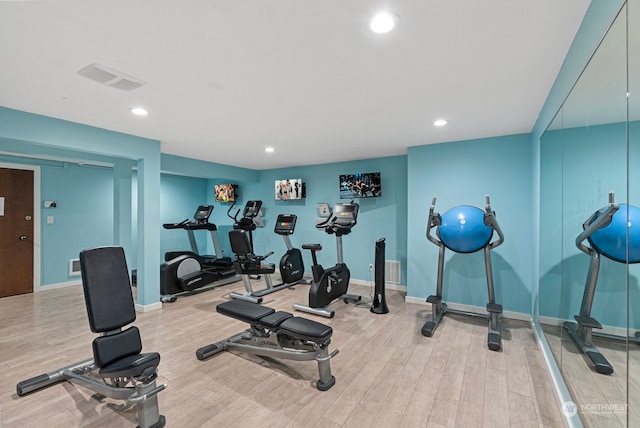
[{"left": 0, "top": 167, "right": 34, "bottom": 297}]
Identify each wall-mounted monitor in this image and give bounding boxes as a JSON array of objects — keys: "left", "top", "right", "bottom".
[
  {"left": 339, "top": 172, "right": 381, "bottom": 199},
  {"left": 214, "top": 183, "right": 236, "bottom": 203},
  {"left": 275, "top": 178, "right": 304, "bottom": 200}
]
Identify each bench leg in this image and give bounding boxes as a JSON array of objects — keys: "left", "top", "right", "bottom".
[
  {"left": 17, "top": 358, "right": 166, "bottom": 428},
  {"left": 136, "top": 380, "right": 166, "bottom": 428},
  {"left": 198, "top": 327, "right": 339, "bottom": 391},
  {"left": 17, "top": 358, "right": 93, "bottom": 396},
  {"left": 316, "top": 348, "right": 339, "bottom": 391}
]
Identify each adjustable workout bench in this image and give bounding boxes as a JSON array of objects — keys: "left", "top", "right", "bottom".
[
  {"left": 16, "top": 246, "right": 166, "bottom": 428},
  {"left": 196, "top": 299, "right": 339, "bottom": 391}
]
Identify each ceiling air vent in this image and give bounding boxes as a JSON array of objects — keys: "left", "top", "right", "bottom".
[{"left": 77, "top": 63, "right": 145, "bottom": 91}]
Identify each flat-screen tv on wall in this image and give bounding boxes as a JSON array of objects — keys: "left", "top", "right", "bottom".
[
  {"left": 214, "top": 183, "right": 236, "bottom": 203},
  {"left": 339, "top": 172, "right": 381, "bottom": 199},
  {"left": 275, "top": 178, "right": 304, "bottom": 200}
]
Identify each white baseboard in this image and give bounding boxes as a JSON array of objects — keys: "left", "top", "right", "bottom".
[
  {"left": 539, "top": 315, "right": 633, "bottom": 337},
  {"left": 405, "top": 295, "right": 428, "bottom": 305},
  {"left": 538, "top": 315, "right": 563, "bottom": 326},
  {"left": 350, "top": 278, "right": 406, "bottom": 291},
  {"left": 38, "top": 280, "right": 161, "bottom": 313},
  {"left": 405, "top": 295, "right": 531, "bottom": 322},
  {"left": 135, "top": 302, "right": 162, "bottom": 313},
  {"left": 37, "top": 280, "right": 82, "bottom": 291}
]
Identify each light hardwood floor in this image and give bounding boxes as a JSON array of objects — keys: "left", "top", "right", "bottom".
[
  {"left": 0, "top": 280, "right": 564, "bottom": 427},
  {"left": 543, "top": 325, "right": 637, "bottom": 427}
]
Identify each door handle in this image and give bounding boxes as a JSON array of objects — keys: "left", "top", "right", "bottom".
[{"left": 19, "top": 235, "right": 28, "bottom": 241}]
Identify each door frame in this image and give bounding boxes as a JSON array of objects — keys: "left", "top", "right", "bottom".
[{"left": 0, "top": 162, "right": 41, "bottom": 292}]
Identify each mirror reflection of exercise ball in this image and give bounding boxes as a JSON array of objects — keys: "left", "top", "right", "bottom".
[
  {"left": 437, "top": 205, "right": 492, "bottom": 254},
  {"left": 588, "top": 204, "right": 640, "bottom": 264}
]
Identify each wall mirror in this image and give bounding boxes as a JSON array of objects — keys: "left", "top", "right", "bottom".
[{"left": 539, "top": 1, "right": 636, "bottom": 426}]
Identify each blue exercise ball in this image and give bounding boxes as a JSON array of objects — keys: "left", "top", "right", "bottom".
[
  {"left": 438, "top": 205, "right": 492, "bottom": 253},
  {"left": 588, "top": 204, "right": 640, "bottom": 264}
]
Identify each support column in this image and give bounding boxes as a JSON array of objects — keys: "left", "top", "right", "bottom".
[{"left": 136, "top": 157, "right": 161, "bottom": 308}]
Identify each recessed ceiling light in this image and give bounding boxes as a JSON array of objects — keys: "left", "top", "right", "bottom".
[
  {"left": 369, "top": 12, "right": 399, "bottom": 34},
  {"left": 265, "top": 147, "right": 275, "bottom": 153},
  {"left": 433, "top": 119, "right": 448, "bottom": 127},
  {"left": 129, "top": 107, "right": 148, "bottom": 116}
]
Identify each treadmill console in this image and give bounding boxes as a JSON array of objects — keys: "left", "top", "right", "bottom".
[
  {"left": 243, "top": 200, "right": 263, "bottom": 219},
  {"left": 333, "top": 203, "right": 358, "bottom": 225},
  {"left": 274, "top": 214, "right": 297, "bottom": 235},
  {"left": 193, "top": 205, "right": 214, "bottom": 223}
]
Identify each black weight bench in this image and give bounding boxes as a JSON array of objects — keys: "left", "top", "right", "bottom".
[
  {"left": 196, "top": 299, "right": 338, "bottom": 391},
  {"left": 17, "top": 246, "right": 166, "bottom": 428}
]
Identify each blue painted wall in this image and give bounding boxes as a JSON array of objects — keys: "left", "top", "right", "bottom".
[
  {"left": 407, "top": 134, "right": 534, "bottom": 315},
  {"left": 159, "top": 174, "right": 209, "bottom": 258},
  {"left": 40, "top": 164, "right": 115, "bottom": 284},
  {"left": 0, "top": 107, "right": 162, "bottom": 306},
  {"left": 632, "top": 121, "right": 640, "bottom": 330},
  {"left": 531, "top": 0, "right": 627, "bottom": 324},
  {"left": 0, "top": 154, "right": 121, "bottom": 286},
  {"left": 146, "top": 155, "right": 409, "bottom": 285},
  {"left": 205, "top": 176, "right": 266, "bottom": 260},
  {"left": 161, "top": 154, "right": 260, "bottom": 260},
  {"left": 247, "top": 156, "right": 408, "bottom": 284},
  {"left": 2, "top": 150, "right": 407, "bottom": 287},
  {"left": 540, "top": 121, "right": 640, "bottom": 329},
  {"left": 3, "top": 128, "right": 536, "bottom": 316}
]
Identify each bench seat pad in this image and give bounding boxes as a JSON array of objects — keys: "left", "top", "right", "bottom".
[
  {"left": 259, "top": 311, "right": 294, "bottom": 329},
  {"left": 216, "top": 300, "right": 332, "bottom": 343},
  {"left": 217, "top": 300, "right": 275, "bottom": 324},
  {"left": 233, "top": 262, "right": 276, "bottom": 276},
  {"left": 279, "top": 317, "right": 333, "bottom": 343},
  {"left": 98, "top": 352, "right": 160, "bottom": 379}
]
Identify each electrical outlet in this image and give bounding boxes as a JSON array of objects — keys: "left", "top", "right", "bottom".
[{"left": 369, "top": 263, "right": 374, "bottom": 271}]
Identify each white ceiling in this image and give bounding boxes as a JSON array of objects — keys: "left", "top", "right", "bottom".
[{"left": 0, "top": 0, "right": 591, "bottom": 170}]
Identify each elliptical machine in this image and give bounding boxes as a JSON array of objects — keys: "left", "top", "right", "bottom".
[
  {"left": 293, "top": 202, "right": 361, "bottom": 318},
  {"left": 159, "top": 205, "right": 238, "bottom": 301},
  {"left": 228, "top": 200, "right": 263, "bottom": 249},
  {"left": 163, "top": 205, "right": 232, "bottom": 268}
]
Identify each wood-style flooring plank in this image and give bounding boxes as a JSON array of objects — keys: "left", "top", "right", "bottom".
[{"left": 1, "top": 282, "right": 563, "bottom": 427}]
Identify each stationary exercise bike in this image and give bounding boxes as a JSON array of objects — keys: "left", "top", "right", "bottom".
[
  {"left": 274, "top": 213, "right": 307, "bottom": 286},
  {"left": 293, "top": 202, "right": 361, "bottom": 318}
]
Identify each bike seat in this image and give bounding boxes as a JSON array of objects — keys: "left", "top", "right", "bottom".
[{"left": 302, "top": 244, "right": 322, "bottom": 251}]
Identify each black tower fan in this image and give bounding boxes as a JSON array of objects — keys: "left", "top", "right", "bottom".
[{"left": 371, "top": 238, "right": 389, "bottom": 314}]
